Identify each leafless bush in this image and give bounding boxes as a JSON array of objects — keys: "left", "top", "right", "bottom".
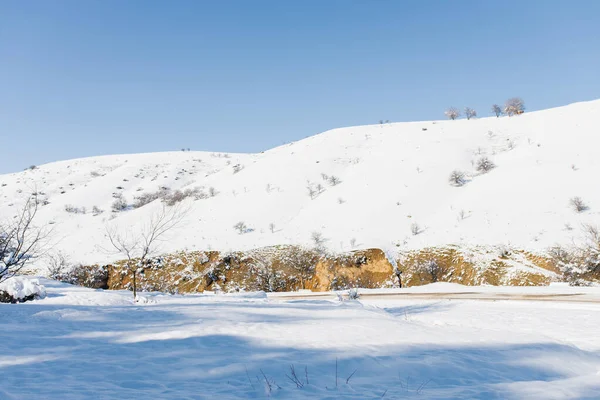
[
  {"left": 90, "top": 171, "right": 102, "bottom": 177},
  {"left": 46, "top": 251, "right": 70, "bottom": 279},
  {"left": 234, "top": 221, "right": 248, "bottom": 234},
  {"left": 504, "top": 97, "right": 525, "bottom": 116},
  {"left": 421, "top": 260, "right": 441, "bottom": 282},
  {"left": 133, "top": 188, "right": 169, "bottom": 208},
  {"left": 347, "top": 288, "right": 360, "bottom": 300},
  {"left": 92, "top": 206, "right": 104, "bottom": 216},
  {"left": 464, "top": 107, "right": 477, "bottom": 120},
  {"left": 328, "top": 176, "right": 341, "bottom": 186},
  {"left": 232, "top": 164, "right": 244, "bottom": 174},
  {"left": 491, "top": 104, "right": 502, "bottom": 117},
  {"left": 281, "top": 247, "right": 321, "bottom": 289},
  {"left": 208, "top": 187, "right": 218, "bottom": 197},
  {"left": 111, "top": 194, "right": 128, "bottom": 212},
  {"left": 449, "top": 170, "right": 466, "bottom": 186},
  {"left": 64, "top": 204, "right": 86, "bottom": 214},
  {"left": 444, "top": 107, "right": 460, "bottom": 120},
  {"left": 476, "top": 157, "right": 495, "bottom": 173},
  {"left": 570, "top": 197, "right": 588, "bottom": 213},
  {"left": 311, "top": 232, "right": 327, "bottom": 253},
  {"left": 248, "top": 255, "right": 287, "bottom": 292},
  {"left": 410, "top": 223, "right": 422, "bottom": 236},
  {"left": 269, "top": 223, "right": 275, "bottom": 233}
]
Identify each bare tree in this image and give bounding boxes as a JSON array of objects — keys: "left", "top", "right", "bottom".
[
  {"left": 449, "top": 170, "right": 466, "bottom": 186},
  {"left": 444, "top": 107, "right": 461, "bottom": 120},
  {"left": 1, "top": 196, "right": 51, "bottom": 283},
  {"left": 311, "top": 231, "right": 327, "bottom": 253},
  {"left": 234, "top": 221, "right": 247, "bottom": 234},
  {"left": 269, "top": 223, "right": 275, "bottom": 234},
  {"left": 476, "top": 157, "right": 496, "bottom": 173},
  {"left": 286, "top": 247, "right": 320, "bottom": 289},
  {"left": 504, "top": 97, "right": 525, "bottom": 116},
  {"left": 411, "top": 223, "right": 422, "bottom": 236},
  {"left": 328, "top": 176, "right": 341, "bottom": 186},
  {"left": 464, "top": 107, "right": 477, "bottom": 120},
  {"left": 570, "top": 197, "right": 588, "bottom": 213},
  {"left": 491, "top": 104, "right": 502, "bottom": 117},
  {"left": 104, "top": 204, "right": 187, "bottom": 299}
]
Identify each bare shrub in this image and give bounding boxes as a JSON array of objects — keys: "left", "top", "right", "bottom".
[
  {"left": 283, "top": 247, "right": 321, "bottom": 289},
  {"left": 311, "top": 232, "right": 327, "bottom": 253},
  {"left": 234, "top": 221, "right": 248, "bottom": 234},
  {"left": 64, "top": 205, "right": 86, "bottom": 214},
  {"left": 347, "top": 288, "right": 360, "bottom": 300},
  {"left": 208, "top": 187, "right": 218, "bottom": 197},
  {"left": 410, "top": 223, "right": 422, "bottom": 236},
  {"left": 111, "top": 194, "right": 128, "bottom": 212},
  {"left": 464, "top": 107, "right": 477, "bottom": 120},
  {"left": 1, "top": 196, "right": 51, "bottom": 282},
  {"left": 248, "top": 255, "right": 287, "bottom": 292},
  {"left": 133, "top": 188, "right": 169, "bottom": 208},
  {"left": 417, "top": 260, "right": 442, "bottom": 282},
  {"left": 328, "top": 176, "right": 341, "bottom": 186},
  {"left": 269, "top": 223, "right": 275, "bottom": 234},
  {"left": 92, "top": 206, "right": 104, "bottom": 216},
  {"left": 504, "top": 97, "right": 525, "bottom": 116},
  {"left": 46, "top": 251, "right": 70, "bottom": 279},
  {"left": 476, "top": 157, "right": 495, "bottom": 173},
  {"left": 449, "top": 170, "right": 466, "bottom": 186},
  {"left": 570, "top": 197, "right": 588, "bottom": 213},
  {"left": 491, "top": 104, "right": 502, "bottom": 117},
  {"left": 232, "top": 164, "right": 244, "bottom": 174},
  {"left": 444, "top": 107, "right": 461, "bottom": 120}
]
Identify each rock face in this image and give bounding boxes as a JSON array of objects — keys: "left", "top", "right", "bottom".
[{"left": 60, "top": 244, "right": 569, "bottom": 294}]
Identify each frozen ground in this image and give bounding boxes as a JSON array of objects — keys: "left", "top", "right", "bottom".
[{"left": 2, "top": 280, "right": 600, "bottom": 399}]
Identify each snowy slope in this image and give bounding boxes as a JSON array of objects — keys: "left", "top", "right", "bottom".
[{"left": 1, "top": 100, "right": 599, "bottom": 267}]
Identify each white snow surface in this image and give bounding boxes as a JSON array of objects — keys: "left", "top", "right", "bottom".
[
  {"left": 2, "top": 280, "right": 600, "bottom": 399},
  {"left": 0, "top": 277, "right": 46, "bottom": 301},
  {"left": 1, "top": 100, "right": 600, "bottom": 269}
]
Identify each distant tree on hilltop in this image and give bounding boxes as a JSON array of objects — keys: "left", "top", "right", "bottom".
[
  {"left": 504, "top": 97, "right": 525, "bottom": 116},
  {"left": 491, "top": 104, "right": 502, "bottom": 117},
  {"left": 444, "top": 107, "right": 461, "bottom": 120},
  {"left": 464, "top": 107, "right": 477, "bottom": 120}
]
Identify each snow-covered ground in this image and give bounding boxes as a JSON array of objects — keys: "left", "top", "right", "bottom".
[
  {"left": 2, "top": 280, "right": 600, "bottom": 399},
  {"left": 1, "top": 100, "right": 599, "bottom": 271}
]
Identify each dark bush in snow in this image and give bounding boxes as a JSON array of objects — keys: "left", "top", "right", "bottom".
[
  {"left": 111, "top": 194, "right": 128, "bottom": 212},
  {"left": 449, "top": 170, "right": 466, "bottom": 186},
  {"left": 476, "top": 157, "right": 495, "bottom": 173},
  {"left": 570, "top": 197, "right": 588, "bottom": 213}
]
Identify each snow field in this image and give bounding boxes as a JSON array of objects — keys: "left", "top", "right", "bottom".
[{"left": 2, "top": 280, "right": 600, "bottom": 399}]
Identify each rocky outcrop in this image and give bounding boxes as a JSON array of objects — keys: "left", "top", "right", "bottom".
[{"left": 64, "top": 245, "right": 570, "bottom": 294}]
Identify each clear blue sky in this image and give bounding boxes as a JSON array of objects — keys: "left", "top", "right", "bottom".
[{"left": 1, "top": 0, "right": 599, "bottom": 173}]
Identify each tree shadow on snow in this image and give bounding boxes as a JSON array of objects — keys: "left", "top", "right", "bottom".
[{"left": 1, "top": 301, "right": 599, "bottom": 400}]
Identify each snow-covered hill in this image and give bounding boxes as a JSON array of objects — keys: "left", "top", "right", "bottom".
[{"left": 1, "top": 100, "right": 599, "bottom": 267}]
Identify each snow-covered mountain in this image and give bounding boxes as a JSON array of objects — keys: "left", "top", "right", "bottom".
[{"left": 1, "top": 100, "right": 599, "bottom": 267}]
